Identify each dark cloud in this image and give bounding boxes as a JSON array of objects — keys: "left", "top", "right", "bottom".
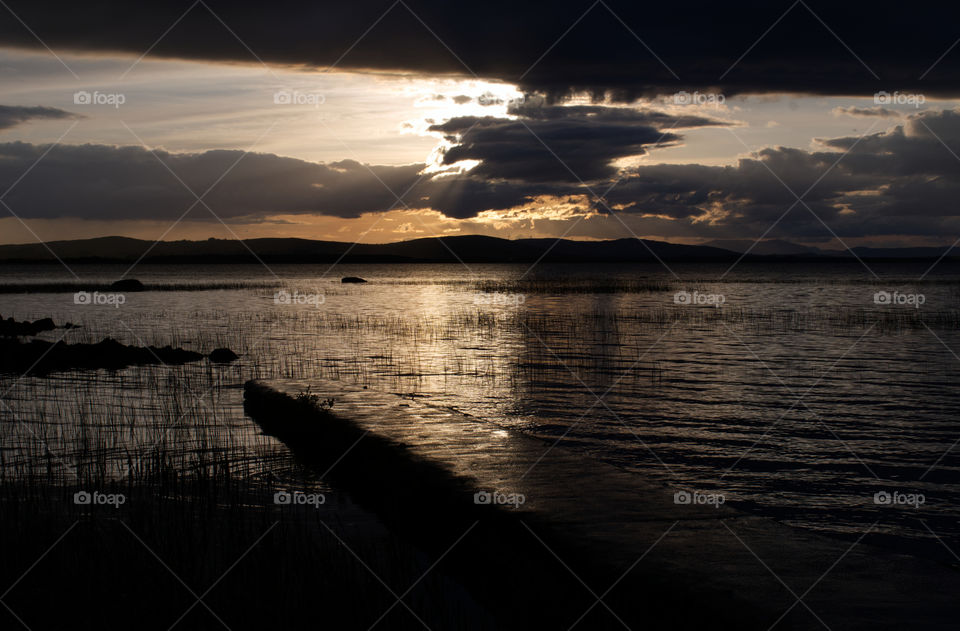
[
  {"left": 430, "top": 115, "right": 675, "bottom": 181},
  {"left": 3, "top": 100, "right": 960, "bottom": 242},
  {"left": 599, "top": 109, "right": 960, "bottom": 240},
  {"left": 409, "top": 175, "right": 567, "bottom": 219},
  {"left": 0, "top": 105, "right": 78, "bottom": 130},
  {"left": 0, "top": 0, "right": 957, "bottom": 99},
  {"left": 0, "top": 142, "right": 426, "bottom": 221},
  {"left": 832, "top": 106, "right": 902, "bottom": 118},
  {"left": 428, "top": 104, "right": 725, "bottom": 182},
  {"left": 0, "top": 140, "right": 566, "bottom": 222},
  {"left": 507, "top": 102, "right": 728, "bottom": 129},
  {"left": 602, "top": 154, "right": 880, "bottom": 240},
  {"left": 820, "top": 110, "right": 960, "bottom": 177}
]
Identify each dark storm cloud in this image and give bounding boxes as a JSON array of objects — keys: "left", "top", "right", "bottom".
[
  {"left": 0, "top": 105, "right": 78, "bottom": 129},
  {"left": 0, "top": 142, "right": 426, "bottom": 220},
  {"left": 820, "top": 109, "right": 960, "bottom": 177},
  {"left": 4, "top": 105, "right": 960, "bottom": 241},
  {"left": 0, "top": 0, "right": 957, "bottom": 98},
  {"left": 0, "top": 140, "right": 565, "bottom": 221},
  {"left": 427, "top": 105, "right": 726, "bottom": 182},
  {"left": 601, "top": 109, "right": 960, "bottom": 240},
  {"left": 429, "top": 115, "right": 677, "bottom": 182},
  {"left": 507, "top": 102, "right": 727, "bottom": 129},
  {"left": 408, "top": 175, "right": 568, "bottom": 219},
  {"left": 603, "top": 155, "right": 881, "bottom": 239},
  {"left": 832, "top": 106, "right": 902, "bottom": 118}
]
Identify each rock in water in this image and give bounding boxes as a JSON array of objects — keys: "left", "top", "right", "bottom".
[
  {"left": 0, "top": 316, "right": 60, "bottom": 336},
  {"left": 0, "top": 337, "right": 205, "bottom": 375},
  {"left": 209, "top": 348, "right": 239, "bottom": 363},
  {"left": 341, "top": 277, "right": 367, "bottom": 283},
  {"left": 110, "top": 279, "right": 145, "bottom": 291}
]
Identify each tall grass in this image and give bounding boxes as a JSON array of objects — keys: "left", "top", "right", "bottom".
[
  {"left": 0, "top": 311, "right": 502, "bottom": 628},
  {"left": 2, "top": 279, "right": 959, "bottom": 627}
]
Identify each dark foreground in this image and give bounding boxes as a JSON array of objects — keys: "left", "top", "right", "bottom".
[
  {"left": 242, "top": 379, "right": 960, "bottom": 630},
  {"left": 3, "top": 377, "right": 957, "bottom": 630}
]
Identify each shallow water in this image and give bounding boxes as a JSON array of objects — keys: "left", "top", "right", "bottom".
[{"left": 1, "top": 260, "right": 959, "bottom": 559}]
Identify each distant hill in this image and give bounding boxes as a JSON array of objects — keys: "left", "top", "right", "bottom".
[
  {"left": 0, "top": 236, "right": 741, "bottom": 264},
  {"left": 703, "top": 239, "right": 824, "bottom": 256},
  {"left": 0, "top": 236, "right": 955, "bottom": 264},
  {"left": 848, "top": 245, "right": 956, "bottom": 259},
  {"left": 704, "top": 239, "right": 959, "bottom": 259}
]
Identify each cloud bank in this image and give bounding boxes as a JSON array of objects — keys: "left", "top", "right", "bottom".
[
  {"left": 0, "top": 0, "right": 957, "bottom": 99},
  {"left": 3, "top": 105, "right": 960, "bottom": 242}
]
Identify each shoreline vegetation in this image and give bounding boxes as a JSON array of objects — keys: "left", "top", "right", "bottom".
[
  {"left": 2, "top": 277, "right": 958, "bottom": 628},
  {"left": 0, "top": 317, "right": 501, "bottom": 629},
  {"left": 0, "top": 315, "right": 747, "bottom": 629}
]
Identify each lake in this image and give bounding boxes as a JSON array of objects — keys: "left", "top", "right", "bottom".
[{"left": 2, "top": 260, "right": 958, "bottom": 560}]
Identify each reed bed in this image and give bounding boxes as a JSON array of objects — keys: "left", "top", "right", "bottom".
[
  {"left": 0, "top": 310, "right": 500, "bottom": 628},
  {"left": 2, "top": 281, "right": 959, "bottom": 628}
]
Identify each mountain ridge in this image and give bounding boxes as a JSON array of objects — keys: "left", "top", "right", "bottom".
[{"left": 0, "top": 236, "right": 955, "bottom": 263}]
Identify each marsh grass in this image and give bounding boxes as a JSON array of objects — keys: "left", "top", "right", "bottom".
[
  {"left": 3, "top": 278, "right": 960, "bottom": 628},
  {"left": 0, "top": 313, "right": 503, "bottom": 629}
]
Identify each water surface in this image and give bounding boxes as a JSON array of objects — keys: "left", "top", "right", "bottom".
[{"left": 2, "top": 260, "right": 958, "bottom": 559}]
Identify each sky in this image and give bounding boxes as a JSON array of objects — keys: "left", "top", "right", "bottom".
[{"left": 1, "top": 0, "right": 960, "bottom": 248}]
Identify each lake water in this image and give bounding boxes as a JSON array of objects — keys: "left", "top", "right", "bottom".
[{"left": 2, "top": 260, "right": 959, "bottom": 560}]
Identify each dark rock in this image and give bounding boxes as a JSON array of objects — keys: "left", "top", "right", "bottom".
[
  {"left": 341, "top": 276, "right": 367, "bottom": 283},
  {"left": 0, "top": 316, "right": 60, "bottom": 337},
  {"left": 109, "top": 279, "right": 145, "bottom": 291},
  {"left": 209, "top": 348, "right": 239, "bottom": 363},
  {"left": 0, "top": 336, "right": 204, "bottom": 375}
]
